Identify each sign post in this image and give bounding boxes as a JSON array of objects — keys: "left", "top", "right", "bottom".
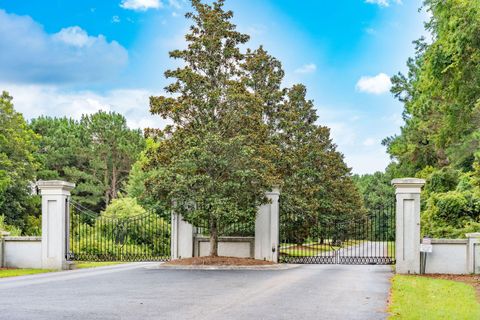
[{"left": 420, "top": 237, "right": 432, "bottom": 274}]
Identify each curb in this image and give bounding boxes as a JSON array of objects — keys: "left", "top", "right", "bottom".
[{"left": 144, "top": 263, "right": 300, "bottom": 271}]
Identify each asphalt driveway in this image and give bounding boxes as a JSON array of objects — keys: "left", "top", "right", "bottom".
[{"left": 0, "top": 263, "right": 392, "bottom": 320}]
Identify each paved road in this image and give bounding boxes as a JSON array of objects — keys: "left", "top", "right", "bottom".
[{"left": 0, "top": 263, "right": 392, "bottom": 320}]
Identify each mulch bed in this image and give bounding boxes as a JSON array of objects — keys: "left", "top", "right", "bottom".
[
  {"left": 422, "top": 274, "right": 480, "bottom": 302},
  {"left": 164, "top": 256, "right": 274, "bottom": 266}
]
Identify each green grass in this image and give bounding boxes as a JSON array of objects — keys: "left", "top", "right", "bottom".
[
  {"left": 387, "top": 241, "right": 395, "bottom": 257},
  {"left": 280, "top": 244, "right": 341, "bottom": 256},
  {"left": 389, "top": 275, "right": 480, "bottom": 320},
  {"left": 280, "top": 240, "right": 363, "bottom": 257},
  {"left": 74, "top": 261, "right": 125, "bottom": 269},
  {"left": 0, "top": 269, "right": 54, "bottom": 278}
]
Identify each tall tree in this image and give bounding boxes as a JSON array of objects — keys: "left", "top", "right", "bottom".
[
  {"left": 384, "top": 0, "right": 480, "bottom": 238},
  {"left": 0, "top": 91, "right": 39, "bottom": 231},
  {"left": 31, "top": 112, "right": 145, "bottom": 212},
  {"left": 145, "top": 0, "right": 275, "bottom": 256},
  {"left": 386, "top": 0, "right": 480, "bottom": 173},
  {"left": 276, "top": 85, "right": 364, "bottom": 241},
  {"left": 81, "top": 111, "right": 145, "bottom": 205}
]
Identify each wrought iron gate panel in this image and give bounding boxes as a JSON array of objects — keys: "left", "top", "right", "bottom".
[
  {"left": 67, "top": 201, "right": 171, "bottom": 262},
  {"left": 279, "top": 201, "right": 395, "bottom": 265}
]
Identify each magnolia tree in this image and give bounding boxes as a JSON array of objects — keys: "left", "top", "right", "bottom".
[
  {"left": 144, "top": 0, "right": 276, "bottom": 256},
  {"left": 144, "top": 0, "right": 363, "bottom": 256}
]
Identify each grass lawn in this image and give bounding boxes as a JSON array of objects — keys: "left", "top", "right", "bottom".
[
  {"left": 0, "top": 268, "right": 54, "bottom": 278},
  {"left": 389, "top": 275, "right": 480, "bottom": 319},
  {"left": 74, "top": 261, "right": 125, "bottom": 269},
  {"left": 280, "top": 247, "right": 334, "bottom": 257},
  {"left": 280, "top": 240, "right": 363, "bottom": 257}
]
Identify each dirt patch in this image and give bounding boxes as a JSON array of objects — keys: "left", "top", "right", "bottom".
[
  {"left": 164, "top": 256, "right": 274, "bottom": 266},
  {"left": 422, "top": 274, "right": 480, "bottom": 302}
]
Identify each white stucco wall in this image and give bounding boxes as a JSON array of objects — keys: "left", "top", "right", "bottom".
[
  {"left": 425, "top": 239, "right": 468, "bottom": 274},
  {"left": 474, "top": 243, "right": 480, "bottom": 274},
  {"left": 3, "top": 237, "right": 42, "bottom": 269},
  {"left": 195, "top": 237, "right": 254, "bottom": 258}
]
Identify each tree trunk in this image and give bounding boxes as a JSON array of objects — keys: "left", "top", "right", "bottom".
[
  {"left": 209, "top": 219, "right": 218, "bottom": 257},
  {"left": 111, "top": 164, "right": 118, "bottom": 201}
]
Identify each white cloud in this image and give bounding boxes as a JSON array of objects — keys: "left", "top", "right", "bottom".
[
  {"left": 53, "top": 26, "right": 94, "bottom": 47},
  {"left": 168, "top": 0, "right": 182, "bottom": 9},
  {"left": 363, "top": 138, "right": 376, "bottom": 146},
  {"left": 1, "top": 83, "right": 170, "bottom": 130},
  {"left": 355, "top": 73, "right": 392, "bottom": 95},
  {"left": 382, "top": 113, "right": 404, "bottom": 127},
  {"left": 294, "top": 63, "right": 317, "bottom": 74},
  {"left": 112, "top": 15, "right": 121, "bottom": 23},
  {"left": 345, "top": 150, "right": 390, "bottom": 174},
  {"left": 0, "top": 10, "right": 128, "bottom": 84},
  {"left": 365, "top": 0, "right": 402, "bottom": 7},
  {"left": 120, "top": 0, "right": 162, "bottom": 11},
  {"left": 329, "top": 122, "right": 357, "bottom": 147}
]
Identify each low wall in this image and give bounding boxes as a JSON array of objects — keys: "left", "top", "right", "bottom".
[
  {"left": 194, "top": 236, "right": 254, "bottom": 258},
  {"left": 2, "top": 236, "right": 42, "bottom": 269},
  {"left": 425, "top": 239, "right": 468, "bottom": 274}
]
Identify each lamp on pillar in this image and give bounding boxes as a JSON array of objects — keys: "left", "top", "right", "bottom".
[
  {"left": 391, "top": 178, "right": 425, "bottom": 274},
  {"left": 37, "top": 180, "right": 75, "bottom": 270}
]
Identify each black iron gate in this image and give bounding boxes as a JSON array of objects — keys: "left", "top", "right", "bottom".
[
  {"left": 279, "top": 201, "right": 395, "bottom": 265},
  {"left": 66, "top": 201, "right": 171, "bottom": 262}
]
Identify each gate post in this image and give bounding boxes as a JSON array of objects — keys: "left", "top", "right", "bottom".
[
  {"left": 37, "top": 180, "right": 75, "bottom": 270},
  {"left": 171, "top": 213, "right": 193, "bottom": 260},
  {"left": 392, "top": 178, "right": 425, "bottom": 274},
  {"left": 255, "top": 187, "right": 280, "bottom": 262}
]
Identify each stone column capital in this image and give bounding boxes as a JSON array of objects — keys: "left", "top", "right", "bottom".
[
  {"left": 37, "top": 180, "right": 75, "bottom": 196},
  {"left": 266, "top": 187, "right": 280, "bottom": 198},
  {"left": 391, "top": 178, "right": 425, "bottom": 194}
]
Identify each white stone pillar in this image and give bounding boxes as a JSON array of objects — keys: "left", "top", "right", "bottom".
[
  {"left": 466, "top": 233, "right": 480, "bottom": 274},
  {"left": 0, "top": 231, "right": 8, "bottom": 268},
  {"left": 171, "top": 213, "right": 193, "bottom": 259},
  {"left": 37, "top": 180, "right": 75, "bottom": 270},
  {"left": 255, "top": 188, "right": 280, "bottom": 262},
  {"left": 392, "top": 178, "right": 425, "bottom": 274}
]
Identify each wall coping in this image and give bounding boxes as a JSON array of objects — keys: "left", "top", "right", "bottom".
[
  {"left": 466, "top": 233, "right": 480, "bottom": 238},
  {"left": 0, "top": 231, "right": 10, "bottom": 237},
  {"left": 195, "top": 236, "right": 254, "bottom": 242},
  {"left": 431, "top": 239, "right": 468, "bottom": 244},
  {"left": 3, "top": 236, "right": 42, "bottom": 241}
]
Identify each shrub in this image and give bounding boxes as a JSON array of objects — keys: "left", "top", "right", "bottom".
[{"left": 0, "top": 215, "right": 21, "bottom": 236}]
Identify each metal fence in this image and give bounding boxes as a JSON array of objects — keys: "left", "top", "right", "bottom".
[{"left": 67, "top": 201, "right": 171, "bottom": 262}]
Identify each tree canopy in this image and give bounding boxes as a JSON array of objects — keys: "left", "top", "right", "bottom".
[
  {"left": 0, "top": 91, "right": 39, "bottom": 231},
  {"left": 31, "top": 112, "right": 145, "bottom": 212},
  {"left": 381, "top": 0, "right": 480, "bottom": 237},
  {"left": 144, "top": 0, "right": 363, "bottom": 254}
]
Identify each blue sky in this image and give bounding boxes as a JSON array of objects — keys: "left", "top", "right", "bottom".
[{"left": 0, "top": 0, "right": 428, "bottom": 174}]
